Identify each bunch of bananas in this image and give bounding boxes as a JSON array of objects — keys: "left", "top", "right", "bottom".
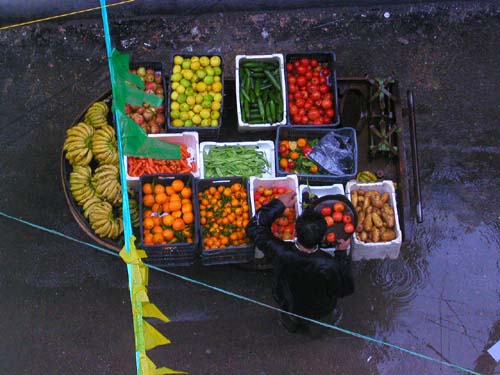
[
  {"left": 127, "top": 198, "right": 140, "bottom": 228},
  {"left": 87, "top": 201, "right": 123, "bottom": 239},
  {"left": 63, "top": 122, "right": 95, "bottom": 166},
  {"left": 93, "top": 164, "right": 122, "bottom": 206},
  {"left": 357, "top": 170, "right": 378, "bottom": 183},
  {"left": 92, "top": 124, "right": 118, "bottom": 165},
  {"left": 84, "top": 101, "right": 109, "bottom": 129},
  {"left": 69, "top": 165, "right": 96, "bottom": 205}
]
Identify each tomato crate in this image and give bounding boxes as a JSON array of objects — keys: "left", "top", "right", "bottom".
[
  {"left": 128, "top": 61, "right": 168, "bottom": 135},
  {"left": 284, "top": 52, "right": 340, "bottom": 127},
  {"left": 275, "top": 126, "right": 358, "bottom": 184},
  {"left": 195, "top": 177, "right": 254, "bottom": 266},
  {"left": 138, "top": 174, "right": 199, "bottom": 267},
  {"left": 166, "top": 52, "right": 224, "bottom": 141},
  {"left": 235, "top": 54, "right": 287, "bottom": 132}
]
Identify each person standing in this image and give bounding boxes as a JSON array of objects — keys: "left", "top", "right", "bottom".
[{"left": 246, "top": 191, "right": 354, "bottom": 333}]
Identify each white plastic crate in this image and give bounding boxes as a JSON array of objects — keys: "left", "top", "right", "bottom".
[
  {"left": 248, "top": 175, "right": 299, "bottom": 258},
  {"left": 345, "top": 180, "right": 402, "bottom": 260},
  {"left": 199, "top": 140, "right": 275, "bottom": 179},
  {"left": 235, "top": 54, "right": 287, "bottom": 132},
  {"left": 124, "top": 132, "right": 200, "bottom": 191}
]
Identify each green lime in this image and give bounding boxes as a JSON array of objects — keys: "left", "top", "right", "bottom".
[
  {"left": 173, "top": 65, "right": 181, "bottom": 74},
  {"left": 180, "top": 111, "right": 189, "bottom": 121},
  {"left": 170, "top": 110, "right": 180, "bottom": 119},
  {"left": 203, "top": 75, "right": 214, "bottom": 85},
  {"left": 182, "top": 70, "right": 193, "bottom": 80},
  {"left": 196, "top": 70, "right": 206, "bottom": 79},
  {"left": 210, "top": 111, "right": 220, "bottom": 120},
  {"left": 214, "top": 67, "right": 222, "bottom": 75},
  {"left": 192, "top": 114, "right": 202, "bottom": 125},
  {"left": 177, "top": 94, "right": 187, "bottom": 103},
  {"left": 205, "top": 66, "right": 215, "bottom": 76},
  {"left": 180, "top": 78, "right": 191, "bottom": 88},
  {"left": 180, "top": 103, "right": 190, "bottom": 112},
  {"left": 210, "top": 119, "right": 219, "bottom": 127},
  {"left": 181, "top": 60, "right": 191, "bottom": 69},
  {"left": 201, "top": 100, "right": 212, "bottom": 109},
  {"left": 170, "top": 91, "right": 178, "bottom": 101},
  {"left": 171, "top": 73, "right": 182, "bottom": 82},
  {"left": 184, "top": 119, "right": 193, "bottom": 127},
  {"left": 185, "top": 87, "right": 195, "bottom": 96},
  {"left": 201, "top": 118, "right": 211, "bottom": 127}
]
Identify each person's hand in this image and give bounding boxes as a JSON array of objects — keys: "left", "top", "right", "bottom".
[
  {"left": 336, "top": 238, "right": 351, "bottom": 251},
  {"left": 277, "top": 191, "right": 296, "bottom": 207}
]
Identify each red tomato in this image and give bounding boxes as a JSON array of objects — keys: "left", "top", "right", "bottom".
[
  {"left": 294, "top": 91, "right": 303, "bottom": 100},
  {"left": 286, "top": 63, "right": 293, "bottom": 72},
  {"left": 311, "top": 59, "right": 319, "bottom": 67},
  {"left": 322, "top": 69, "right": 330, "bottom": 76},
  {"left": 333, "top": 202, "right": 345, "bottom": 212},
  {"left": 311, "top": 91, "right": 321, "bottom": 101},
  {"left": 326, "top": 108, "right": 335, "bottom": 118},
  {"left": 279, "top": 144, "right": 288, "bottom": 153},
  {"left": 343, "top": 214, "right": 353, "bottom": 224},
  {"left": 305, "top": 71, "right": 313, "bottom": 80},
  {"left": 288, "top": 160, "right": 296, "bottom": 169},
  {"left": 300, "top": 57, "right": 310, "bottom": 65},
  {"left": 326, "top": 232, "right": 336, "bottom": 243},
  {"left": 296, "top": 65, "right": 307, "bottom": 76},
  {"left": 333, "top": 211, "right": 343, "bottom": 222},
  {"left": 288, "top": 76, "right": 296, "bottom": 84},
  {"left": 302, "top": 145, "right": 312, "bottom": 156},
  {"left": 319, "top": 85, "right": 329, "bottom": 94},
  {"left": 293, "top": 61, "right": 301, "bottom": 69},
  {"left": 308, "top": 109, "right": 320, "bottom": 120},
  {"left": 304, "top": 101, "right": 312, "bottom": 110},
  {"left": 307, "top": 84, "right": 319, "bottom": 93},
  {"left": 295, "top": 98, "right": 305, "bottom": 108},
  {"left": 296, "top": 76, "right": 307, "bottom": 87},
  {"left": 289, "top": 104, "right": 298, "bottom": 116},
  {"left": 319, "top": 76, "right": 327, "bottom": 85},
  {"left": 293, "top": 115, "right": 302, "bottom": 124},
  {"left": 324, "top": 216, "right": 334, "bottom": 227},
  {"left": 321, "top": 99, "right": 333, "bottom": 109},
  {"left": 288, "top": 84, "right": 297, "bottom": 94},
  {"left": 321, "top": 206, "right": 332, "bottom": 217},
  {"left": 344, "top": 223, "right": 355, "bottom": 234}
]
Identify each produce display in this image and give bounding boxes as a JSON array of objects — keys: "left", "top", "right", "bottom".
[
  {"left": 127, "top": 144, "right": 195, "bottom": 176},
  {"left": 141, "top": 179, "right": 195, "bottom": 245},
  {"left": 253, "top": 185, "right": 296, "bottom": 240},
  {"left": 169, "top": 55, "right": 223, "bottom": 128},
  {"left": 197, "top": 182, "right": 250, "bottom": 250},
  {"left": 277, "top": 138, "right": 321, "bottom": 174},
  {"left": 64, "top": 101, "right": 140, "bottom": 240},
  {"left": 351, "top": 189, "right": 397, "bottom": 243},
  {"left": 315, "top": 200, "right": 355, "bottom": 246},
  {"left": 238, "top": 60, "right": 284, "bottom": 124},
  {"left": 286, "top": 57, "right": 335, "bottom": 125},
  {"left": 126, "top": 66, "right": 166, "bottom": 134},
  {"left": 203, "top": 145, "right": 270, "bottom": 178}
]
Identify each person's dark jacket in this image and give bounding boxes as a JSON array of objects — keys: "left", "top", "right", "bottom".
[{"left": 246, "top": 199, "right": 354, "bottom": 320}]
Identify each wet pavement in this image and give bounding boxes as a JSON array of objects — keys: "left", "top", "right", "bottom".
[{"left": 0, "top": 2, "right": 499, "bottom": 375}]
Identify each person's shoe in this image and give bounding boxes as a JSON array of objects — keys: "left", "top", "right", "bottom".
[{"left": 279, "top": 312, "right": 300, "bottom": 333}]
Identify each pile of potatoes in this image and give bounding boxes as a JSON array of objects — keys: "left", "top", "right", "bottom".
[{"left": 351, "top": 189, "right": 397, "bottom": 243}]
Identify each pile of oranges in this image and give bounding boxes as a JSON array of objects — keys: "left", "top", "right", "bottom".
[
  {"left": 198, "top": 182, "right": 250, "bottom": 250},
  {"left": 141, "top": 178, "right": 194, "bottom": 245}
]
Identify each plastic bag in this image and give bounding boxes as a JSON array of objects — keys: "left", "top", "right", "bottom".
[{"left": 308, "top": 131, "right": 354, "bottom": 175}]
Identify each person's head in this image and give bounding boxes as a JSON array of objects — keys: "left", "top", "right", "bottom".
[{"left": 295, "top": 209, "right": 327, "bottom": 248}]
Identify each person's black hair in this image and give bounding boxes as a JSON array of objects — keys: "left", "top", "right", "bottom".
[{"left": 295, "top": 209, "right": 327, "bottom": 248}]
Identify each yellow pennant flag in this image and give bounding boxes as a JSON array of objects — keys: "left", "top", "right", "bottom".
[
  {"left": 142, "top": 302, "right": 170, "bottom": 323},
  {"left": 143, "top": 320, "right": 171, "bottom": 351},
  {"left": 139, "top": 353, "right": 187, "bottom": 375}
]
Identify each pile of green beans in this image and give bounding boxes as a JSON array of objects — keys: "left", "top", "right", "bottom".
[{"left": 239, "top": 60, "right": 284, "bottom": 124}]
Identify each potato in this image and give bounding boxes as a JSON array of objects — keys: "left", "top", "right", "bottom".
[
  {"left": 382, "top": 203, "right": 394, "bottom": 215},
  {"left": 371, "top": 227, "right": 381, "bottom": 242},
  {"left": 367, "top": 206, "right": 373, "bottom": 214},
  {"left": 358, "top": 210, "right": 365, "bottom": 224},
  {"left": 381, "top": 192, "right": 390, "bottom": 203},
  {"left": 372, "top": 212, "right": 384, "bottom": 227},
  {"left": 381, "top": 229, "right": 396, "bottom": 241},
  {"left": 357, "top": 189, "right": 365, "bottom": 196},
  {"left": 363, "top": 195, "right": 371, "bottom": 210},
  {"left": 363, "top": 214, "right": 373, "bottom": 232},
  {"left": 352, "top": 190, "right": 358, "bottom": 207},
  {"left": 382, "top": 212, "right": 395, "bottom": 228},
  {"left": 360, "top": 231, "right": 368, "bottom": 242},
  {"left": 371, "top": 195, "right": 384, "bottom": 208},
  {"left": 356, "top": 223, "right": 364, "bottom": 232}
]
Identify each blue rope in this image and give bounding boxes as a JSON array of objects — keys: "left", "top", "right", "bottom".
[{"left": 0, "top": 211, "right": 485, "bottom": 375}]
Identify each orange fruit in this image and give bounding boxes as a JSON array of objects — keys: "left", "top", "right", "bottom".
[
  {"left": 279, "top": 158, "right": 288, "bottom": 169},
  {"left": 182, "top": 203, "right": 193, "bottom": 214},
  {"left": 172, "top": 218, "right": 185, "bottom": 231},
  {"left": 144, "top": 233, "right": 154, "bottom": 245},
  {"left": 171, "top": 210, "right": 183, "bottom": 218},
  {"left": 143, "top": 183, "right": 153, "bottom": 195},
  {"left": 169, "top": 200, "right": 182, "bottom": 212},
  {"left": 155, "top": 193, "right": 168, "bottom": 204},
  {"left": 143, "top": 209, "right": 152, "bottom": 218},
  {"left": 143, "top": 217, "right": 154, "bottom": 230},
  {"left": 231, "top": 183, "right": 242, "bottom": 192},
  {"left": 297, "top": 138, "right": 307, "bottom": 148},
  {"left": 152, "top": 225, "right": 163, "bottom": 235},
  {"left": 183, "top": 212, "right": 194, "bottom": 224},
  {"left": 152, "top": 216, "right": 161, "bottom": 227},
  {"left": 153, "top": 233, "right": 164, "bottom": 244},
  {"left": 165, "top": 186, "right": 175, "bottom": 196},
  {"left": 162, "top": 229, "right": 174, "bottom": 241},
  {"left": 181, "top": 187, "right": 192, "bottom": 199},
  {"left": 143, "top": 194, "right": 155, "bottom": 207},
  {"left": 289, "top": 151, "right": 300, "bottom": 160},
  {"left": 162, "top": 215, "right": 174, "bottom": 227},
  {"left": 172, "top": 179, "right": 185, "bottom": 192},
  {"left": 223, "top": 187, "right": 232, "bottom": 197},
  {"left": 154, "top": 184, "right": 165, "bottom": 195}
]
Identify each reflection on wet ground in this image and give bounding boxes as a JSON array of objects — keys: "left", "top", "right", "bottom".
[{"left": 0, "top": 2, "right": 499, "bottom": 374}]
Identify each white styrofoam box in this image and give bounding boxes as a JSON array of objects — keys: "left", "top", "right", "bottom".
[
  {"left": 345, "top": 180, "right": 402, "bottom": 261},
  {"left": 298, "top": 183, "right": 348, "bottom": 256},
  {"left": 199, "top": 140, "right": 275, "bottom": 179},
  {"left": 248, "top": 175, "right": 300, "bottom": 258},
  {"left": 297, "top": 183, "right": 345, "bottom": 215},
  {"left": 124, "top": 132, "right": 200, "bottom": 191},
  {"left": 235, "top": 54, "right": 287, "bottom": 132}
]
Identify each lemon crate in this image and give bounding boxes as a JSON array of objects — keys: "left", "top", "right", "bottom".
[
  {"left": 345, "top": 180, "right": 402, "bottom": 260},
  {"left": 138, "top": 174, "right": 199, "bottom": 268},
  {"left": 195, "top": 177, "right": 255, "bottom": 266},
  {"left": 166, "top": 53, "right": 224, "bottom": 141},
  {"left": 124, "top": 132, "right": 200, "bottom": 192}
]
